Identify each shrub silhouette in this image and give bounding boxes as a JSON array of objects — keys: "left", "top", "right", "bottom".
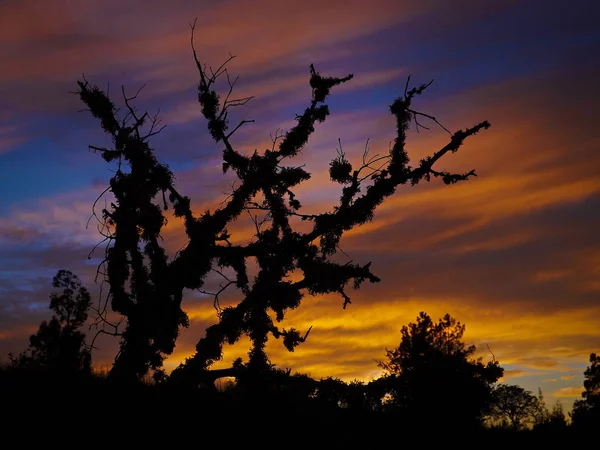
[{"left": 378, "top": 312, "right": 503, "bottom": 428}]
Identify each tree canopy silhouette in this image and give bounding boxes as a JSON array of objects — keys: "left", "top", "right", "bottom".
[
  {"left": 488, "top": 384, "right": 541, "bottom": 430},
  {"left": 10, "top": 270, "right": 91, "bottom": 372},
  {"left": 570, "top": 352, "right": 600, "bottom": 428},
  {"left": 378, "top": 312, "right": 503, "bottom": 427},
  {"left": 78, "top": 21, "right": 490, "bottom": 385}
]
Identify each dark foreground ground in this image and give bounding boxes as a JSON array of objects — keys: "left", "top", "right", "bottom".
[{"left": 0, "top": 370, "right": 592, "bottom": 449}]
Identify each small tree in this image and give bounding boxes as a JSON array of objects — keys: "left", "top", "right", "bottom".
[
  {"left": 48, "top": 269, "right": 92, "bottom": 331},
  {"left": 532, "top": 389, "right": 568, "bottom": 431},
  {"left": 11, "top": 270, "right": 92, "bottom": 372},
  {"left": 378, "top": 312, "right": 503, "bottom": 427},
  {"left": 488, "top": 384, "right": 541, "bottom": 430},
  {"left": 547, "top": 401, "right": 568, "bottom": 429},
  {"left": 533, "top": 388, "right": 550, "bottom": 426},
  {"left": 570, "top": 352, "right": 600, "bottom": 428}
]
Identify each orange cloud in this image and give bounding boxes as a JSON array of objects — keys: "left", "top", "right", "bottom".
[
  {"left": 553, "top": 386, "right": 584, "bottom": 399},
  {"left": 162, "top": 288, "right": 600, "bottom": 382},
  {"left": 0, "top": 0, "right": 426, "bottom": 83},
  {"left": 0, "top": 325, "right": 38, "bottom": 342},
  {"left": 502, "top": 370, "right": 527, "bottom": 380},
  {"left": 560, "top": 373, "right": 578, "bottom": 381}
]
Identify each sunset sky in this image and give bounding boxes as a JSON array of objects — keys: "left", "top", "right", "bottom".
[{"left": 1, "top": 0, "right": 599, "bottom": 410}]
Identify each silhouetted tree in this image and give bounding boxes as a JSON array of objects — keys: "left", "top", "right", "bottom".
[
  {"left": 570, "top": 352, "right": 600, "bottom": 428},
  {"left": 78, "top": 21, "right": 490, "bottom": 385},
  {"left": 543, "top": 401, "right": 568, "bottom": 430},
  {"left": 533, "top": 387, "right": 550, "bottom": 426},
  {"left": 488, "top": 384, "right": 541, "bottom": 430},
  {"left": 313, "top": 377, "right": 350, "bottom": 409},
  {"left": 230, "top": 357, "right": 316, "bottom": 398},
  {"left": 345, "top": 379, "right": 378, "bottom": 411},
  {"left": 378, "top": 312, "right": 503, "bottom": 428},
  {"left": 531, "top": 388, "right": 568, "bottom": 431},
  {"left": 310, "top": 377, "right": 382, "bottom": 413},
  {"left": 10, "top": 270, "right": 91, "bottom": 372}
]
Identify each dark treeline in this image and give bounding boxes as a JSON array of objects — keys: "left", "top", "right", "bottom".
[
  {"left": 2, "top": 24, "right": 598, "bottom": 446},
  {"left": 1, "top": 274, "right": 597, "bottom": 446}
]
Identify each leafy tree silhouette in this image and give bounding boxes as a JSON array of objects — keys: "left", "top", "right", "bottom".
[
  {"left": 77, "top": 21, "right": 490, "bottom": 385},
  {"left": 488, "top": 384, "right": 541, "bottom": 430},
  {"left": 570, "top": 352, "right": 600, "bottom": 428},
  {"left": 533, "top": 387, "right": 550, "bottom": 425},
  {"left": 534, "top": 401, "right": 568, "bottom": 432},
  {"left": 313, "top": 376, "right": 349, "bottom": 409},
  {"left": 378, "top": 312, "right": 503, "bottom": 428},
  {"left": 317, "top": 378, "right": 382, "bottom": 412},
  {"left": 531, "top": 388, "right": 568, "bottom": 432},
  {"left": 10, "top": 270, "right": 91, "bottom": 372}
]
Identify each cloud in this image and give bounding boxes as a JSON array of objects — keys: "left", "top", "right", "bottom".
[
  {"left": 515, "top": 358, "right": 559, "bottom": 370},
  {"left": 553, "top": 386, "right": 584, "bottom": 399},
  {"left": 560, "top": 373, "right": 578, "bottom": 381},
  {"left": 0, "top": 125, "right": 24, "bottom": 154},
  {"left": 0, "top": 0, "right": 431, "bottom": 117},
  {"left": 2, "top": 188, "right": 105, "bottom": 247},
  {"left": 502, "top": 370, "right": 527, "bottom": 379},
  {"left": 156, "top": 289, "right": 600, "bottom": 381}
]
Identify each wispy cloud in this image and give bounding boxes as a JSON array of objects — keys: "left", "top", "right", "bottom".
[
  {"left": 560, "top": 373, "right": 578, "bottom": 381},
  {"left": 553, "top": 386, "right": 584, "bottom": 399},
  {"left": 0, "top": 125, "right": 23, "bottom": 154}
]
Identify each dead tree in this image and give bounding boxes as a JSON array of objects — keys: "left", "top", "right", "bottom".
[{"left": 77, "top": 21, "right": 490, "bottom": 385}]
